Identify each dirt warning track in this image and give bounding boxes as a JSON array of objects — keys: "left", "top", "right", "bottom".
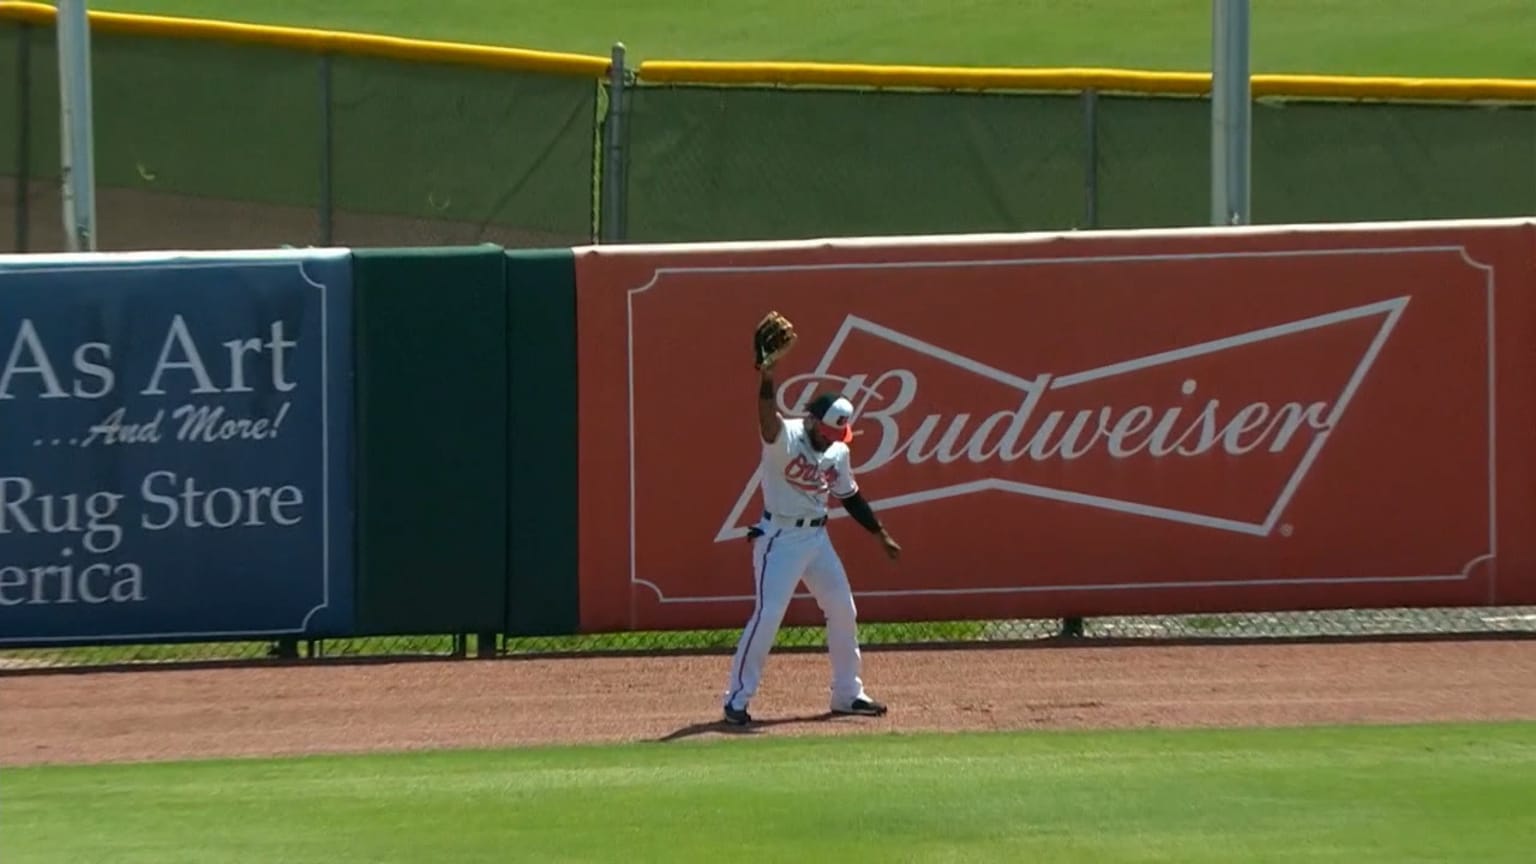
[{"left": 3, "top": 639, "right": 1534, "bottom": 766}]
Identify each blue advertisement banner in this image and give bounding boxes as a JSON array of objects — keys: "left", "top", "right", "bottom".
[{"left": 0, "top": 251, "right": 353, "bottom": 644}]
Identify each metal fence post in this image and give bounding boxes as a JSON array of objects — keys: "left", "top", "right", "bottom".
[
  {"left": 14, "top": 22, "right": 31, "bottom": 252},
  {"left": 1211, "top": 0, "right": 1252, "bottom": 225},
  {"left": 1081, "top": 88, "right": 1099, "bottom": 230},
  {"left": 598, "top": 42, "right": 629, "bottom": 243},
  {"left": 55, "top": 0, "right": 97, "bottom": 252},
  {"left": 318, "top": 53, "right": 335, "bottom": 246}
]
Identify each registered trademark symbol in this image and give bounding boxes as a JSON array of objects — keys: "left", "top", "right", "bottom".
[{"left": 1280, "top": 524, "right": 1294, "bottom": 537}]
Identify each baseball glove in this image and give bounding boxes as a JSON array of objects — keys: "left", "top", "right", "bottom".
[{"left": 754, "top": 310, "right": 797, "bottom": 370}]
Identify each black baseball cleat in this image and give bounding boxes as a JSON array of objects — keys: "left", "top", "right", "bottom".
[
  {"left": 833, "top": 696, "right": 888, "bottom": 717},
  {"left": 723, "top": 705, "right": 753, "bottom": 726}
]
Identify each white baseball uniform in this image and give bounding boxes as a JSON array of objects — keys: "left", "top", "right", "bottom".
[{"left": 722, "top": 415, "right": 872, "bottom": 714}]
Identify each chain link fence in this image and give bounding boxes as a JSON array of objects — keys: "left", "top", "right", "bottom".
[
  {"left": 618, "top": 84, "right": 1535, "bottom": 243},
  {"left": 1, "top": 19, "right": 600, "bottom": 254},
  {"left": 8, "top": 17, "right": 1535, "bottom": 254},
  {"left": 4, "top": 607, "right": 1533, "bottom": 672}
]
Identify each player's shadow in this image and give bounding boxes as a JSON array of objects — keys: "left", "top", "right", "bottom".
[{"left": 652, "top": 711, "right": 838, "bottom": 742}]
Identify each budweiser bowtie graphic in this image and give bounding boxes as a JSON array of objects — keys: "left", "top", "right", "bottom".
[
  {"left": 719, "top": 300, "right": 1410, "bottom": 543},
  {"left": 590, "top": 237, "right": 1511, "bottom": 632}
]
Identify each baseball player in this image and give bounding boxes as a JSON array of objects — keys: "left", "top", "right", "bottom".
[{"left": 721, "top": 312, "right": 902, "bottom": 726}]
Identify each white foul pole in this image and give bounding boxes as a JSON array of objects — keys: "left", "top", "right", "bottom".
[
  {"left": 1210, "top": 0, "right": 1251, "bottom": 226},
  {"left": 56, "top": 0, "right": 98, "bottom": 251}
]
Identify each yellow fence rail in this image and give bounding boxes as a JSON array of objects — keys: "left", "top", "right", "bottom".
[
  {"left": 636, "top": 61, "right": 1536, "bottom": 102},
  {"left": 0, "top": 1, "right": 612, "bottom": 77},
  {"left": 3, "top": 1, "right": 1535, "bottom": 100}
]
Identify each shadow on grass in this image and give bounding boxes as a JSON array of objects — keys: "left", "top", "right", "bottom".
[{"left": 652, "top": 711, "right": 840, "bottom": 742}]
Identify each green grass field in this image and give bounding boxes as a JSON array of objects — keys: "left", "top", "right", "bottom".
[
  {"left": 7, "top": 723, "right": 1535, "bottom": 863},
  {"left": 78, "top": 0, "right": 1536, "bottom": 77}
]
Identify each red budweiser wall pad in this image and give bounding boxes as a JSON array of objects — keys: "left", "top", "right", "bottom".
[{"left": 573, "top": 218, "right": 1536, "bottom": 633}]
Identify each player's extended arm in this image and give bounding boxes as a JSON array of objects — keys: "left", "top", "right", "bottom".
[
  {"left": 840, "top": 491, "right": 883, "bottom": 533},
  {"left": 758, "top": 368, "right": 781, "bottom": 444},
  {"left": 841, "top": 491, "right": 902, "bottom": 559}
]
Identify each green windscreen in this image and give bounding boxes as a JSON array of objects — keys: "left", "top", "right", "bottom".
[
  {"left": 6, "top": 25, "right": 599, "bottom": 253},
  {"left": 626, "top": 84, "right": 1535, "bottom": 241},
  {"left": 13, "top": 21, "right": 63, "bottom": 252},
  {"left": 1, "top": 20, "right": 36, "bottom": 253},
  {"left": 330, "top": 56, "right": 599, "bottom": 248},
  {"left": 1090, "top": 93, "right": 1535, "bottom": 229},
  {"left": 1094, "top": 94, "right": 1208, "bottom": 228},
  {"left": 622, "top": 84, "right": 1088, "bottom": 242},
  {"left": 91, "top": 30, "right": 321, "bottom": 250},
  {"left": 1253, "top": 99, "right": 1536, "bottom": 223},
  {"left": 1, "top": 21, "right": 19, "bottom": 252},
  {"left": 4, "top": 24, "right": 1532, "bottom": 254},
  {"left": 9, "top": 28, "right": 323, "bottom": 251}
]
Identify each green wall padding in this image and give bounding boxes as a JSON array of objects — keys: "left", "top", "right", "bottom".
[
  {"left": 505, "top": 248, "right": 580, "bottom": 637},
  {"left": 353, "top": 246, "right": 509, "bottom": 635}
]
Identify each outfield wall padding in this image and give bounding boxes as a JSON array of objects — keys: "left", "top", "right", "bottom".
[
  {"left": 352, "top": 246, "right": 509, "bottom": 636},
  {"left": 505, "top": 249, "right": 581, "bottom": 637},
  {"left": 571, "top": 218, "right": 1536, "bottom": 632}
]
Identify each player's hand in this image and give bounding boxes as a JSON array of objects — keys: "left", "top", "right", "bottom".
[{"left": 877, "top": 529, "right": 902, "bottom": 560}]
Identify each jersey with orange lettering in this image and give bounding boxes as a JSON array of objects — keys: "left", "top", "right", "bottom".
[{"left": 758, "top": 417, "right": 858, "bottom": 519}]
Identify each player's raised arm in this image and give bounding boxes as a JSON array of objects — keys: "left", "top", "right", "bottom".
[
  {"left": 753, "top": 311, "right": 798, "bottom": 444},
  {"left": 758, "top": 368, "right": 781, "bottom": 444}
]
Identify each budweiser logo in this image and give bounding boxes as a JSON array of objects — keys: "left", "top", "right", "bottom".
[{"left": 716, "top": 297, "right": 1409, "bottom": 542}]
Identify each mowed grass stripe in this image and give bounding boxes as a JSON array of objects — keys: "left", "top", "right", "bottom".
[
  {"left": 80, "top": 0, "right": 1536, "bottom": 76},
  {"left": 5, "top": 723, "right": 1535, "bottom": 863}
]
